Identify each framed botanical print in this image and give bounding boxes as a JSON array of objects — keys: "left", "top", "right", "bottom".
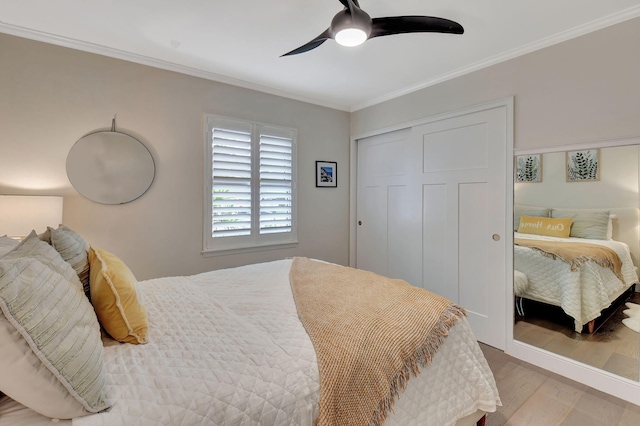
[
  {"left": 566, "top": 149, "right": 599, "bottom": 181},
  {"left": 515, "top": 154, "right": 542, "bottom": 182}
]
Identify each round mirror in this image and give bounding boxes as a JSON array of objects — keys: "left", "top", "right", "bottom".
[{"left": 66, "top": 131, "right": 155, "bottom": 204}]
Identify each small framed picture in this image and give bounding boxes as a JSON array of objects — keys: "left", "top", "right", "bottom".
[
  {"left": 316, "top": 161, "right": 337, "bottom": 187},
  {"left": 566, "top": 149, "right": 599, "bottom": 182},
  {"left": 515, "top": 154, "right": 542, "bottom": 182}
]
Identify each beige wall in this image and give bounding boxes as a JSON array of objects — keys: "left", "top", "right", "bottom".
[
  {"left": 3, "top": 17, "right": 639, "bottom": 280},
  {"left": 0, "top": 34, "right": 351, "bottom": 280},
  {"left": 351, "top": 17, "right": 640, "bottom": 150},
  {"left": 515, "top": 145, "right": 640, "bottom": 209}
]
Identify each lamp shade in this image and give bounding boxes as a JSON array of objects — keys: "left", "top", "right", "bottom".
[{"left": 0, "top": 196, "right": 63, "bottom": 238}]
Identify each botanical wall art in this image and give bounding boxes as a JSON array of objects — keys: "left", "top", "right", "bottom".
[
  {"left": 316, "top": 161, "right": 337, "bottom": 187},
  {"left": 515, "top": 154, "right": 542, "bottom": 182},
  {"left": 566, "top": 149, "right": 599, "bottom": 182}
]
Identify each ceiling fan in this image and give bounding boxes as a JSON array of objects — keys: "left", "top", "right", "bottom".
[{"left": 282, "top": 0, "right": 464, "bottom": 57}]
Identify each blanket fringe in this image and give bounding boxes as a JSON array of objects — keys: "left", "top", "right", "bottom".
[{"left": 368, "top": 304, "right": 467, "bottom": 426}]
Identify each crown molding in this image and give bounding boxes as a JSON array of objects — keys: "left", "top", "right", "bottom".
[
  {"left": 0, "top": 22, "right": 350, "bottom": 112},
  {"left": 351, "top": 5, "right": 640, "bottom": 112},
  {"left": 2, "top": 4, "right": 639, "bottom": 114}
]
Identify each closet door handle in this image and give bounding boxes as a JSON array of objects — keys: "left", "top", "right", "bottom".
[{"left": 492, "top": 234, "right": 501, "bottom": 241}]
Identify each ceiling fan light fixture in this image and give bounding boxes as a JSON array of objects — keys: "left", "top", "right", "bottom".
[
  {"left": 335, "top": 28, "right": 367, "bottom": 47},
  {"left": 281, "top": 0, "right": 464, "bottom": 57}
]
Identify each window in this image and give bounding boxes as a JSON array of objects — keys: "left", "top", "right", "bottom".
[{"left": 204, "top": 115, "right": 297, "bottom": 254}]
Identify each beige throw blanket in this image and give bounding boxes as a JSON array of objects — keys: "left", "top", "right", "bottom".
[
  {"left": 289, "top": 257, "right": 465, "bottom": 426},
  {"left": 514, "top": 238, "right": 624, "bottom": 281}
]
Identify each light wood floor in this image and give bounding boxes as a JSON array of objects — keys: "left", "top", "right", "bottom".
[
  {"left": 480, "top": 343, "right": 640, "bottom": 425},
  {"left": 513, "top": 293, "right": 640, "bottom": 381}
]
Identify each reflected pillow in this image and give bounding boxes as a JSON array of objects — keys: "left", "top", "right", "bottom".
[
  {"left": 550, "top": 209, "right": 610, "bottom": 240},
  {"left": 518, "top": 215, "right": 573, "bottom": 238},
  {"left": 0, "top": 233, "right": 108, "bottom": 418},
  {"left": 89, "top": 247, "right": 148, "bottom": 344},
  {"left": 514, "top": 208, "right": 550, "bottom": 231}
]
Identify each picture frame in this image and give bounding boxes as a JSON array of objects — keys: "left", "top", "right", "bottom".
[
  {"left": 566, "top": 149, "right": 599, "bottom": 182},
  {"left": 316, "top": 161, "right": 337, "bottom": 187},
  {"left": 515, "top": 154, "right": 542, "bottom": 182}
]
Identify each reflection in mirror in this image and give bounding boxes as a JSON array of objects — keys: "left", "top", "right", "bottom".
[
  {"left": 66, "top": 130, "right": 155, "bottom": 205},
  {"left": 514, "top": 144, "right": 640, "bottom": 382}
]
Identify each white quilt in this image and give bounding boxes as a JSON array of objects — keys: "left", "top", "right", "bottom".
[
  {"left": 514, "top": 233, "right": 638, "bottom": 331},
  {"left": 2, "top": 259, "right": 500, "bottom": 426}
]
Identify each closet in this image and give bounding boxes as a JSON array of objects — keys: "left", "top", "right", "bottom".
[{"left": 353, "top": 99, "right": 512, "bottom": 349}]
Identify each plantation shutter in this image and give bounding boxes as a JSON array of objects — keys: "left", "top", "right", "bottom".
[
  {"left": 259, "top": 127, "right": 293, "bottom": 235},
  {"left": 205, "top": 114, "right": 297, "bottom": 253},
  {"left": 211, "top": 120, "right": 252, "bottom": 238}
]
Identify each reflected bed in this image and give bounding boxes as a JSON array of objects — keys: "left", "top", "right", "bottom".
[
  {"left": 515, "top": 233, "right": 638, "bottom": 332},
  {"left": 513, "top": 206, "right": 639, "bottom": 332}
]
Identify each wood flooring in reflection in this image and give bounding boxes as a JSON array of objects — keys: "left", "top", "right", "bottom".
[{"left": 514, "top": 292, "right": 640, "bottom": 381}]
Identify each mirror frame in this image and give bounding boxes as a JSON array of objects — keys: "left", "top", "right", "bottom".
[
  {"left": 507, "top": 135, "right": 640, "bottom": 406},
  {"left": 66, "top": 130, "right": 155, "bottom": 205}
]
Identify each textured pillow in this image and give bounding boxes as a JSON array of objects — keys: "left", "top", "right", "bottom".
[
  {"left": 518, "top": 215, "right": 573, "bottom": 238},
  {"left": 0, "top": 236, "right": 19, "bottom": 258},
  {"left": 514, "top": 208, "right": 550, "bottom": 231},
  {"left": 550, "top": 209, "right": 610, "bottom": 240},
  {"left": 38, "top": 227, "right": 52, "bottom": 244},
  {"left": 89, "top": 247, "right": 148, "bottom": 344},
  {"left": 0, "top": 233, "right": 108, "bottom": 419},
  {"left": 49, "top": 225, "right": 90, "bottom": 299}
]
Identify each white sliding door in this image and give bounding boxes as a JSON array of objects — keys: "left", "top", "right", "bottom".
[
  {"left": 356, "top": 102, "right": 509, "bottom": 349},
  {"left": 356, "top": 128, "right": 422, "bottom": 287}
]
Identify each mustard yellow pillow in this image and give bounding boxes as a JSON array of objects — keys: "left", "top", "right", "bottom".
[
  {"left": 89, "top": 247, "right": 147, "bottom": 344},
  {"left": 517, "top": 215, "right": 573, "bottom": 238}
]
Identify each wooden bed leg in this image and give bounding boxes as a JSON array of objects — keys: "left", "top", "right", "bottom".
[
  {"left": 588, "top": 320, "right": 595, "bottom": 334},
  {"left": 477, "top": 414, "right": 486, "bottom": 426}
]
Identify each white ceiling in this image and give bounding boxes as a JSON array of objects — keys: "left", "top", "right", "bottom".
[{"left": 1, "top": 0, "right": 639, "bottom": 111}]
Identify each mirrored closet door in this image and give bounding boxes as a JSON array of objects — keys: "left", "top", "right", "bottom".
[{"left": 513, "top": 143, "right": 640, "bottom": 383}]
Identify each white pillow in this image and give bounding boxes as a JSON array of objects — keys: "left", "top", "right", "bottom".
[
  {"left": 0, "top": 236, "right": 19, "bottom": 258},
  {"left": 0, "top": 232, "right": 109, "bottom": 419}
]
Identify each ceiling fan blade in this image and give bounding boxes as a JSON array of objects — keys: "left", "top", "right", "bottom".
[
  {"left": 369, "top": 16, "right": 464, "bottom": 39},
  {"left": 281, "top": 29, "right": 332, "bottom": 57},
  {"left": 338, "top": 0, "right": 361, "bottom": 10}
]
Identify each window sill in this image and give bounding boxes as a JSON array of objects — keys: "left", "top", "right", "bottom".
[{"left": 201, "top": 241, "right": 299, "bottom": 257}]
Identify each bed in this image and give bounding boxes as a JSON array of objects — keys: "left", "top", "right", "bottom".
[
  {"left": 0, "top": 228, "right": 500, "bottom": 426},
  {"left": 513, "top": 206, "right": 639, "bottom": 332}
]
